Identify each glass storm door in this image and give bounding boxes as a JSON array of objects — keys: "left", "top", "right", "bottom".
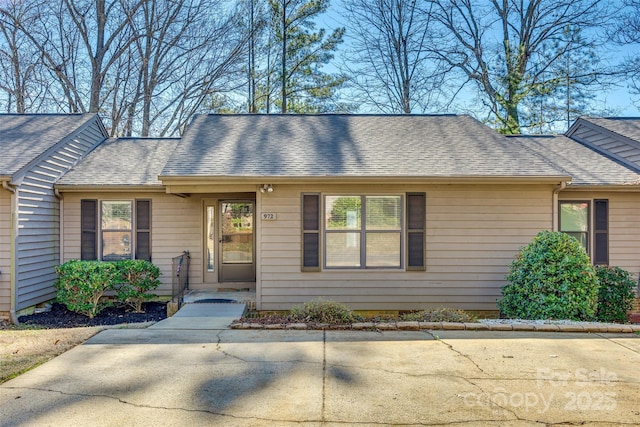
[{"left": 219, "top": 201, "right": 256, "bottom": 282}]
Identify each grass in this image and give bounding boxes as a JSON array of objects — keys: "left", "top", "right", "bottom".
[{"left": 0, "top": 325, "right": 103, "bottom": 384}]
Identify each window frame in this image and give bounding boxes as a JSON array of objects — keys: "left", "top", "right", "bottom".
[
  {"left": 100, "top": 200, "right": 134, "bottom": 261},
  {"left": 81, "top": 198, "right": 151, "bottom": 262},
  {"left": 323, "top": 194, "right": 404, "bottom": 270},
  {"left": 558, "top": 199, "right": 609, "bottom": 265},
  {"left": 559, "top": 200, "right": 590, "bottom": 253}
]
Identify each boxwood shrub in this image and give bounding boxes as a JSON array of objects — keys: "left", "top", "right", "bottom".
[
  {"left": 114, "top": 260, "right": 161, "bottom": 313},
  {"left": 595, "top": 265, "right": 636, "bottom": 323},
  {"left": 498, "top": 230, "right": 599, "bottom": 321},
  {"left": 54, "top": 260, "right": 120, "bottom": 318},
  {"left": 54, "top": 259, "right": 161, "bottom": 317}
]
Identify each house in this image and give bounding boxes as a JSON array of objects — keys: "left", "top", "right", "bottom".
[
  {"left": 51, "top": 114, "right": 607, "bottom": 313},
  {"left": 2, "top": 113, "right": 640, "bottom": 318},
  {"left": 0, "top": 114, "right": 108, "bottom": 321}
]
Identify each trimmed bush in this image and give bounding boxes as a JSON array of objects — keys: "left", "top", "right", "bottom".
[
  {"left": 498, "top": 230, "right": 599, "bottom": 321},
  {"left": 290, "top": 298, "right": 362, "bottom": 324},
  {"left": 400, "top": 308, "right": 477, "bottom": 323},
  {"left": 595, "top": 266, "right": 636, "bottom": 323},
  {"left": 54, "top": 260, "right": 119, "bottom": 318},
  {"left": 114, "top": 260, "right": 161, "bottom": 312}
]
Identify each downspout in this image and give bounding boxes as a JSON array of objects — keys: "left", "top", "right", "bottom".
[
  {"left": 55, "top": 188, "right": 64, "bottom": 266},
  {"left": 2, "top": 181, "right": 19, "bottom": 325},
  {"left": 552, "top": 181, "right": 567, "bottom": 232}
]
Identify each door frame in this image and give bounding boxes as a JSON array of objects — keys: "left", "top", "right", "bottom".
[{"left": 217, "top": 199, "right": 256, "bottom": 283}]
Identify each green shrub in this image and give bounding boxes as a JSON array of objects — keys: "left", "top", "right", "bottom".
[
  {"left": 400, "top": 307, "right": 477, "bottom": 323},
  {"left": 595, "top": 266, "right": 636, "bottom": 323},
  {"left": 114, "top": 260, "right": 161, "bottom": 312},
  {"left": 54, "top": 260, "right": 119, "bottom": 318},
  {"left": 498, "top": 230, "right": 599, "bottom": 321},
  {"left": 290, "top": 298, "right": 362, "bottom": 324}
]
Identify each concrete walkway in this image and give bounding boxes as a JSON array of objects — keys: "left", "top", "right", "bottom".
[
  {"left": 1, "top": 325, "right": 639, "bottom": 426},
  {"left": 149, "top": 303, "right": 246, "bottom": 330}
]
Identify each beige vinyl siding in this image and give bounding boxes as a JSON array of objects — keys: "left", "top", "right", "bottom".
[
  {"left": 0, "top": 188, "right": 12, "bottom": 315},
  {"left": 560, "top": 191, "right": 640, "bottom": 277},
  {"left": 62, "top": 192, "right": 203, "bottom": 295},
  {"left": 14, "top": 119, "right": 106, "bottom": 310},
  {"left": 258, "top": 183, "right": 555, "bottom": 311},
  {"left": 572, "top": 125, "right": 640, "bottom": 165}
]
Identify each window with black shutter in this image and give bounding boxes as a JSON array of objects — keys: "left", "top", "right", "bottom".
[
  {"left": 406, "top": 193, "right": 426, "bottom": 270},
  {"left": 80, "top": 198, "right": 152, "bottom": 262},
  {"left": 136, "top": 200, "right": 152, "bottom": 261},
  {"left": 81, "top": 199, "right": 98, "bottom": 260},
  {"left": 593, "top": 199, "right": 608, "bottom": 265},
  {"left": 302, "top": 193, "right": 320, "bottom": 271}
]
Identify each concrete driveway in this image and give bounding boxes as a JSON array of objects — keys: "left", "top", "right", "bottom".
[{"left": 1, "top": 329, "right": 639, "bottom": 426}]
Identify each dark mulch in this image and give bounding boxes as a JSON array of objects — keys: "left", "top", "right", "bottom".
[{"left": 16, "top": 302, "right": 168, "bottom": 328}]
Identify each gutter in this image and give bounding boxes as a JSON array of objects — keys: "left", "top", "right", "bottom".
[{"left": 2, "top": 180, "right": 19, "bottom": 325}]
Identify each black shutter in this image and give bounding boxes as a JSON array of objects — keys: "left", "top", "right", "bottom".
[
  {"left": 594, "top": 199, "right": 608, "bottom": 265},
  {"left": 136, "top": 200, "right": 152, "bottom": 261},
  {"left": 302, "top": 193, "right": 320, "bottom": 271},
  {"left": 407, "top": 193, "right": 426, "bottom": 270},
  {"left": 81, "top": 199, "right": 98, "bottom": 260}
]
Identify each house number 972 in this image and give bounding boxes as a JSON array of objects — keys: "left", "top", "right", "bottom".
[{"left": 262, "top": 213, "right": 277, "bottom": 220}]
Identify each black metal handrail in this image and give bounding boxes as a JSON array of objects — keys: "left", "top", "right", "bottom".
[{"left": 171, "top": 250, "right": 190, "bottom": 306}]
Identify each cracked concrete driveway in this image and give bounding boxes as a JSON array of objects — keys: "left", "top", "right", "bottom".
[{"left": 1, "top": 329, "right": 639, "bottom": 426}]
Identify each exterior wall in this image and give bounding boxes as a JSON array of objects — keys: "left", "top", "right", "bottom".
[
  {"left": 560, "top": 190, "right": 640, "bottom": 279},
  {"left": 571, "top": 124, "right": 640, "bottom": 166},
  {"left": 62, "top": 192, "right": 203, "bottom": 296},
  {"left": 258, "top": 183, "right": 555, "bottom": 311},
  {"left": 0, "top": 188, "right": 12, "bottom": 316},
  {"left": 14, "top": 119, "right": 106, "bottom": 310}
]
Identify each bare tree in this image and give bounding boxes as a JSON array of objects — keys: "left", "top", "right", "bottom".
[
  {"left": 61, "top": 0, "right": 145, "bottom": 113},
  {"left": 431, "top": 0, "right": 610, "bottom": 134},
  {"left": 0, "top": 1, "right": 35, "bottom": 113},
  {"left": 115, "top": 0, "right": 246, "bottom": 136},
  {"left": 0, "top": 0, "right": 60, "bottom": 113},
  {"left": 341, "top": 0, "right": 444, "bottom": 113},
  {"left": 611, "top": 0, "right": 640, "bottom": 105}
]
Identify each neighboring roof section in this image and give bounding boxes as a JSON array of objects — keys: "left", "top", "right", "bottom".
[
  {"left": 0, "top": 114, "right": 101, "bottom": 177},
  {"left": 578, "top": 117, "right": 640, "bottom": 143},
  {"left": 515, "top": 135, "right": 640, "bottom": 187},
  {"left": 57, "top": 138, "right": 180, "bottom": 187},
  {"left": 161, "top": 114, "right": 568, "bottom": 180},
  {"left": 566, "top": 117, "right": 640, "bottom": 171}
]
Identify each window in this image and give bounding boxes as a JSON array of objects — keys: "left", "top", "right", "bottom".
[
  {"left": 559, "top": 201, "right": 589, "bottom": 250},
  {"left": 559, "top": 199, "right": 608, "bottom": 265},
  {"left": 324, "top": 195, "right": 402, "bottom": 268},
  {"left": 301, "top": 193, "right": 425, "bottom": 271},
  {"left": 102, "top": 201, "right": 132, "bottom": 261},
  {"left": 81, "top": 199, "right": 151, "bottom": 261}
]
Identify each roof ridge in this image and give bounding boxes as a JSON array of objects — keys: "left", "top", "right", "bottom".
[{"left": 201, "top": 113, "right": 461, "bottom": 118}]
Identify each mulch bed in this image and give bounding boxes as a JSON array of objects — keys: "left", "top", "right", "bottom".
[{"left": 14, "top": 302, "right": 167, "bottom": 329}]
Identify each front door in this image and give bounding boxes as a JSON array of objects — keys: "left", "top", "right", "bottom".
[{"left": 219, "top": 200, "right": 255, "bottom": 282}]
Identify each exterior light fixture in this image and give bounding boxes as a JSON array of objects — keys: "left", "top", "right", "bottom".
[{"left": 260, "top": 184, "right": 274, "bottom": 193}]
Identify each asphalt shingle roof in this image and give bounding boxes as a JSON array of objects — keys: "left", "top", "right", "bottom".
[
  {"left": 0, "top": 114, "right": 97, "bottom": 177},
  {"left": 581, "top": 117, "right": 640, "bottom": 143},
  {"left": 58, "top": 138, "right": 179, "bottom": 186},
  {"left": 160, "top": 114, "right": 567, "bottom": 178},
  {"left": 517, "top": 135, "right": 640, "bottom": 186}
]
